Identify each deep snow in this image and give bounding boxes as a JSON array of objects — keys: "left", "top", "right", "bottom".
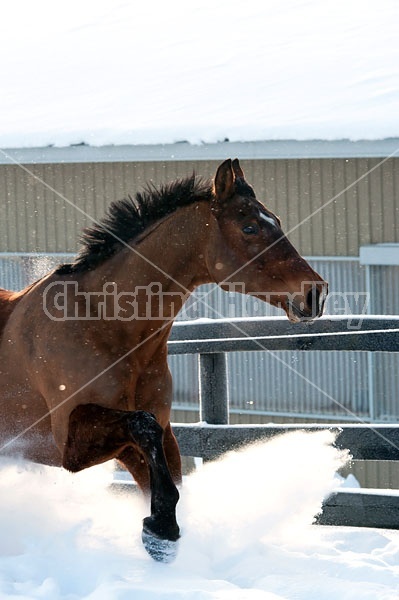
[
  {"left": 0, "top": 0, "right": 399, "bottom": 148},
  {"left": 0, "top": 430, "right": 398, "bottom": 599}
]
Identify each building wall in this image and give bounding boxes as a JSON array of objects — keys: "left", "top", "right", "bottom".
[{"left": 0, "top": 157, "right": 398, "bottom": 255}]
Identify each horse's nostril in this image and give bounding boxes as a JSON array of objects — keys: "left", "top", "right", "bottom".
[{"left": 307, "top": 286, "right": 321, "bottom": 315}]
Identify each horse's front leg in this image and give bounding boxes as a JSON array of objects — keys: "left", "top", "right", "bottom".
[
  {"left": 63, "top": 403, "right": 180, "bottom": 561},
  {"left": 134, "top": 361, "right": 183, "bottom": 487},
  {"left": 117, "top": 422, "right": 181, "bottom": 494}
]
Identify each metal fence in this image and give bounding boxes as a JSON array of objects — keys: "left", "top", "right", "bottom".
[{"left": 1, "top": 253, "right": 398, "bottom": 422}]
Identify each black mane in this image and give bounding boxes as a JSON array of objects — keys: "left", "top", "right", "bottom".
[{"left": 56, "top": 174, "right": 213, "bottom": 274}]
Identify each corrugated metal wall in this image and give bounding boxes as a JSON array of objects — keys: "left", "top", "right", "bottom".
[{"left": 1, "top": 158, "right": 398, "bottom": 255}]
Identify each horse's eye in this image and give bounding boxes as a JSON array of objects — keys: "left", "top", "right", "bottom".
[{"left": 242, "top": 224, "right": 259, "bottom": 235}]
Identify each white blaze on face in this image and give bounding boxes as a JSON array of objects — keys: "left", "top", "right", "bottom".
[{"left": 259, "top": 212, "right": 277, "bottom": 228}]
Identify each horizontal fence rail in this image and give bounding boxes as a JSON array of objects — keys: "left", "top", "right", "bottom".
[
  {"left": 168, "top": 315, "right": 399, "bottom": 354},
  {"left": 172, "top": 423, "right": 399, "bottom": 461},
  {"left": 168, "top": 316, "right": 399, "bottom": 530}
]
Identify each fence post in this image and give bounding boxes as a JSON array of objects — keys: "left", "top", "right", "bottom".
[{"left": 198, "top": 353, "right": 229, "bottom": 424}]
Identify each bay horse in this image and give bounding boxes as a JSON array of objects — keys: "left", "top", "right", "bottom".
[{"left": 0, "top": 159, "right": 327, "bottom": 561}]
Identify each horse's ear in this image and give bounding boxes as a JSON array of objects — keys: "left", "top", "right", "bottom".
[
  {"left": 214, "top": 159, "right": 235, "bottom": 202},
  {"left": 232, "top": 158, "right": 245, "bottom": 179}
]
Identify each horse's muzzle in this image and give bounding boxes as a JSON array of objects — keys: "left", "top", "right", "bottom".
[{"left": 288, "top": 282, "right": 328, "bottom": 322}]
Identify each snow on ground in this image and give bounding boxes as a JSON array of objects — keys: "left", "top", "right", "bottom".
[
  {"left": 0, "top": 0, "right": 399, "bottom": 148},
  {"left": 0, "top": 430, "right": 397, "bottom": 599}
]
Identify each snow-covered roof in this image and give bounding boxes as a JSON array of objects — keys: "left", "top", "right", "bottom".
[
  {"left": 1, "top": 0, "right": 399, "bottom": 150},
  {"left": 2, "top": 139, "right": 399, "bottom": 165}
]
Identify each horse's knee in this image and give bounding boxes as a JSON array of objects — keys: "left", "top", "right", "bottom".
[
  {"left": 62, "top": 406, "right": 166, "bottom": 475},
  {"left": 127, "top": 410, "right": 164, "bottom": 450}
]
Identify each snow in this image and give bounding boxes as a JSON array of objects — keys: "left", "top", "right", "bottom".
[
  {"left": 0, "top": 430, "right": 398, "bottom": 599},
  {"left": 1, "top": 0, "right": 399, "bottom": 148}
]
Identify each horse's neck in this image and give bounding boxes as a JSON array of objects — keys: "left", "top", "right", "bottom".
[{"left": 84, "top": 201, "right": 213, "bottom": 321}]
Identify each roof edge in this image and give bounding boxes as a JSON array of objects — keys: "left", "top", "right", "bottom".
[{"left": 1, "top": 139, "right": 399, "bottom": 165}]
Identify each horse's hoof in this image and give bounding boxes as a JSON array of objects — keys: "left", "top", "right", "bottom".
[{"left": 142, "top": 526, "right": 179, "bottom": 563}]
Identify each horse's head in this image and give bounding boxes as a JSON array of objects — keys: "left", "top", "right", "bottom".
[{"left": 207, "top": 158, "right": 327, "bottom": 322}]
